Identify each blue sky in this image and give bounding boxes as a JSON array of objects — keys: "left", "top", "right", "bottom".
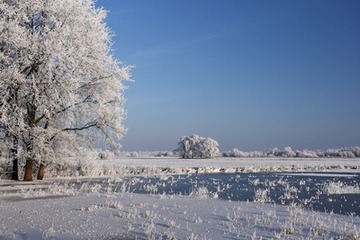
[{"left": 96, "top": 0, "right": 360, "bottom": 151}]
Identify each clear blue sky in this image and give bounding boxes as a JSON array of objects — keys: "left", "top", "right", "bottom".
[{"left": 96, "top": 0, "right": 360, "bottom": 152}]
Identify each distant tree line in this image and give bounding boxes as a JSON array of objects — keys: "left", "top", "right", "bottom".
[
  {"left": 223, "top": 146, "right": 360, "bottom": 158},
  {"left": 175, "top": 135, "right": 360, "bottom": 159}
]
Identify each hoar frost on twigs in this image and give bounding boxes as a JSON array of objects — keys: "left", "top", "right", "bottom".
[
  {"left": 177, "top": 134, "right": 220, "bottom": 159},
  {"left": 0, "top": 0, "right": 131, "bottom": 180}
]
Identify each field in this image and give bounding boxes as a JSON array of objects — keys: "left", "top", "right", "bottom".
[{"left": 0, "top": 157, "right": 360, "bottom": 239}]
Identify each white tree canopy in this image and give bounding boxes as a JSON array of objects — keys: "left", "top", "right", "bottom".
[
  {"left": 0, "top": 0, "right": 130, "bottom": 178},
  {"left": 177, "top": 134, "right": 220, "bottom": 159}
]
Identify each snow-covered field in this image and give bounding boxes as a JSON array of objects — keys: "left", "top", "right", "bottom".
[
  {"left": 110, "top": 157, "right": 360, "bottom": 174},
  {"left": 1, "top": 192, "right": 360, "bottom": 239},
  {"left": 1, "top": 157, "right": 360, "bottom": 239}
]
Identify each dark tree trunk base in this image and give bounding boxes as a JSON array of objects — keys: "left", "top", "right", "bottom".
[
  {"left": 11, "top": 174, "right": 19, "bottom": 181},
  {"left": 23, "top": 158, "right": 33, "bottom": 181},
  {"left": 37, "top": 164, "right": 45, "bottom": 180},
  {"left": 11, "top": 158, "right": 19, "bottom": 181}
]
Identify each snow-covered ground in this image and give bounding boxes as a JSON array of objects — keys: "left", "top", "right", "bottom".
[
  {"left": 1, "top": 157, "right": 360, "bottom": 239},
  {"left": 0, "top": 191, "right": 359, "bottom": 239},
  {"left": 107, "top": 157, "right": 360, "bottom": 175}
]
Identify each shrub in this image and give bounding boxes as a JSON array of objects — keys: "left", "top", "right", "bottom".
[
  {"left": 283, "top": 147, "right": 296, "bottom": 157},
  {"left": 224, "top": 148, "right": 249, "bottom": 157},
  {"left": 98, "top": 151, "right": 114, "bottom": 160},
  {"left": 177, "top": 134, "right": 220, "bottom": 159}
]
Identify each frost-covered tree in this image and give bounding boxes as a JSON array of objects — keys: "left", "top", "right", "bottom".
[
  {"left": 283, "top": 146, "right": 296, "bottom": 158},
  {"left": 224, "top": 148, "right": 249, "bottom": 158},
  {"left": 223, "top": 148, "right": 266, "bottom": 158},
  {"left": 0, "top": 0, "right": 130, "bottom": 181},
  {"left": 177, "top": 134, "right": 220, "bottom": 159}
]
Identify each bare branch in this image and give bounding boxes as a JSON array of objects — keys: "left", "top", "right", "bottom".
[{"left": 62, "top": 120, "right": 98, "bottom": 132}]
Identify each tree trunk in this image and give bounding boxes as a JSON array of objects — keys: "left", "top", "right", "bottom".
[
  {"left": 37, "top": 164, "right": 45, "bottom": 180},
  {"left": 8, "top": 135, "right": 19, "bottom": 180},
  {"left": 23, "top": 157, "right": 33, "bottom": 181},
  {"left": 11, "top": 158, "right": 19, "bottom": 181}
]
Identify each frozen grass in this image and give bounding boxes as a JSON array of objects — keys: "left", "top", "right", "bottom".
[{"left": 324, "top": 181, "right": 360, "bottom": 194}]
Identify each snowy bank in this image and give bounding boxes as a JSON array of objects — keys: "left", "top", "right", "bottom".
[
  {"left": 0, "top": 192, "right": 359, "bottom": 239},
  {"left": 104, "top": 157, "right": 360, "bottom": 176}
]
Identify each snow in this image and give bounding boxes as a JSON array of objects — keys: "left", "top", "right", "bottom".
[
  {"left": 111, "top": 157, "right": 360, "bottom": 170},
  {"left": 280, "top": 173, "right": 358, "bottom": 178},
  {"left": 1, "top": 157, "right": 360, "bottom": 239},
  {"left": 105, "top": 157, "right": 360, "bottom": 175},
  {"left": 0, "top": 192, "right": 359, "bottom": 239}
]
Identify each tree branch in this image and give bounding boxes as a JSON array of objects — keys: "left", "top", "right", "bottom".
[{"left": 62, "top": 120, "right": 98, "bottom": 132}]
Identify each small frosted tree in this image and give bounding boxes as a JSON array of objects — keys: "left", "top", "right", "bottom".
[
  {"left": 177, "top": 134, "right": 220, "bottom": 159},
  {"left": 283, "top": 146, "right": 296, "bottom": 157},
  {"left": 0, "top": 0, "right": 130, "bottom": 181}
]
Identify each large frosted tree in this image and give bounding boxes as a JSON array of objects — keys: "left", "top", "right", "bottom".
[{"left": 0, "top": 0, "right": 130, "bottom": 181}]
